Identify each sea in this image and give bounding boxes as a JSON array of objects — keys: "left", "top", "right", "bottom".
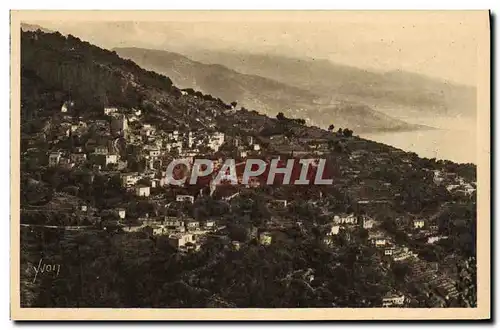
[{"left": 363, "top": 116, "right": 477, "bottom": 165}]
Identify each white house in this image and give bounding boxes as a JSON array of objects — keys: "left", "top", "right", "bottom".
[
  {"left": 167, "top": 130, "right": 179, "bottom": 141},
  {"left": 185, "top": 220, "right": 200, "bottom": 230},
  {"left": 164, "top": 217, "right": 185, "bottom": 229},
  {"left": 433, "top": 170, "right": 444, "bottom": 184},
  {"left": 462, "top": 184, "right": 476, "bottom": 195},
  {"left": 362, "top": 219, "right": 374, "bottom": 229},
  {"left": 151, "top": 178, "right": 161, "bottom": 188},
  {"left": 135, "top": 185, "right": 150, "bottom": 197},
  {"left": 323, "top": 236, "right": 334, "bottom": 246},
  {"left": 59, "top": 157, "right": 75, "bottom": 169},
  {"left": 120, "top": 172, "right": 140, "bottom": 187},
  {"left": 392, "top": 247, "right": 416, "bottom": 261},
  {"left": 48, "top": 152, "right": 61, "bottom": 167},
  {"left": 111, "top": 114, "right": 128, "bottom": 134},
  {"left": 148, "top": 148, "right": 161, "bottom": 158},
  {"left": 204, "top": 220, "right": 216, "bottom": 229},
  {"left": 61, "top": 101, "right": 74, "bottom": 113},
  {"left": 94, "top": 146, "right": 108, "bottom": 155},
  {"left": 105, "top": 154, "right": 118, "bottom": 165},
  {"left": 116, "top": 208, "right": 126, "bottom": 219},
  {"left": 413, "top": 220, "right": 425, "bottom": 229},
  {"left": 179, "top": 149, "right": 199, "bottom": 158},
  {"left": 141, "top": 125, "right": 156, "bottom": 137},
  {"left": 166, "top": 141, "right": 183, "bottom": 154},
  {"left": 328, "top": 225, "right": 340, "bottom": 235},
  {"left": 231, "top": 241, "right": 241, "bottom": 251},
  {"left": 188, "top": 131, "right": 195, "bottom": 148},
  {"left": 70, "top": 124, "right": 79, "bottom": 132},
  {"left": 208, "top": 132, "right": 225, "bottom": 151},
  {"left": 382, "top": 294, "right": 405, "bottom": 307},
  {"left": 259, "top": 232, "right": 272, "bottom": 245},
  {"left": 70, "top": 153, "right": 87, "bottom": 164},
  {"left": 269, "top": 199, "right": 287, "bottom": 208},
  {"left": 446, "top": 184, "right": 461, "bottom": 192},
  {"left": 372, "top": 238, "right": 387, "bottom": 247},
  {"left": 384, "top": 248, "right": 394, "bottom": 256}
]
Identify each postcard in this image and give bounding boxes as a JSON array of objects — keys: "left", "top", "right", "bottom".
[{"left": 10, "top": 10, "right": 490, "bottom": 320}]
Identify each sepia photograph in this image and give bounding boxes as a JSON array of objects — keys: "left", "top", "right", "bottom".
[{"left": 10, "top": 10, "right": 491, "bottom": 320}]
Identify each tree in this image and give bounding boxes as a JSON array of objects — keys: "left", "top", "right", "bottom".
[
  {"left": 276, "top": 112, "right": 286, "bottom": 121},
  {"left": 203, "top": 94, "right": 215, "bottom": 101},
  {"left": 328, "top": 124, "right": 335, "bottom": 131},
  {"left": 343, "top": 128, "right": 353, "bottom": 137},
  {"left": 227, "top": 223, "right": 249, "bottom": 242},
  {"left": 230, "top": 101, "right": 238, "bottom": 108},
  {"left": 183, "top": 88, "right": 195, "bottom": 95}
]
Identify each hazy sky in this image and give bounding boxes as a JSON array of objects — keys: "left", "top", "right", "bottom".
[{"left": 31, "top": 11, "right": 484, "bottom": 86}]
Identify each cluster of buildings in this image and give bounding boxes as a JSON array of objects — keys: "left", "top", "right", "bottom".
[
  {"left": 122, "top": 214, "right": 220, "bottom": 251},
  {"left": 48, "top": 145, "right": 123, "bottom": 170},
  {"left": 322, "top": 214, "right": 377, "bottom": 245},
  {"left": 432, "top": 170, "right": 476, "bottom": 196},
  {"left": 44, "top": 104, "right": 266, "bottom": 194}
]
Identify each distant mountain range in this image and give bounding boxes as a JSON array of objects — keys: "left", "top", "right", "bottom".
[
  {"left": 114, "top": 47, "right": 318, "bottom": 115},
  {"left": 21, "top": 22, "right": 475, "bottom": 133},
  {"left": 186, "top": 49, "right": 477, "bottom": 118},
  {"left": 114, "top": 47, "right": 429, "bottom": 133}
]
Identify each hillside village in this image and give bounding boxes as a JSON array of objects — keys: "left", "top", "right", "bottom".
[{"left": 20, "top": 29, "right": 477, "bottom": 309}]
